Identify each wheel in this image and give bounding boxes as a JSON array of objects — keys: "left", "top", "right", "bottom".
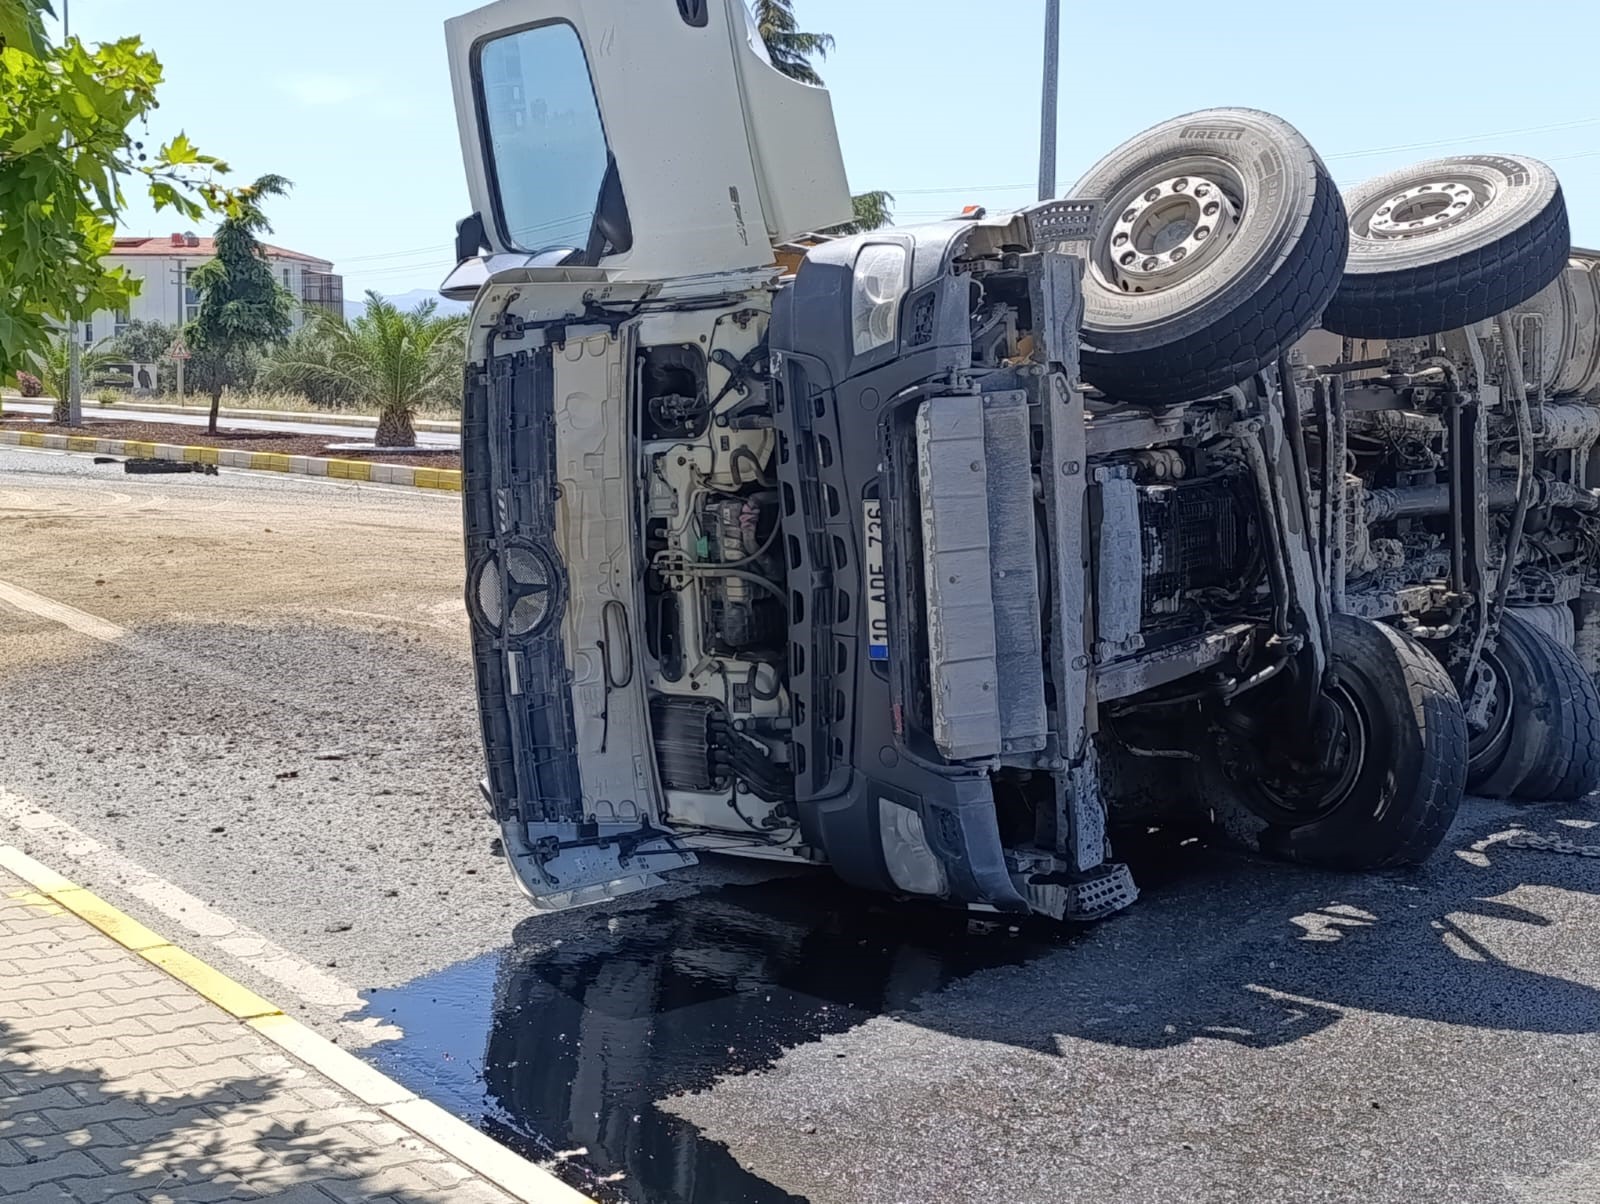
[
  {"left": 1469, "top": 611, "right": 1600, "bottom": 801},
  {"left": 1197, "top": 615, "right": 1466, "bottom": 869},
  {"left": 1322, "top": 154, "right": 1570, "bottom": 339},
  {"left": 1070, "top": 107, "right": 1348, "bottom": 404}
]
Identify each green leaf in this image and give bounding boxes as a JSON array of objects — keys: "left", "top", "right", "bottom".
[{"left": 161, "top": 132, "right": 198, "bottom": 165}]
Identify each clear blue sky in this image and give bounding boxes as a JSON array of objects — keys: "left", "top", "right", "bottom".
[{"left": 75, "top": 0, "right": 1600, "bottom": 299}]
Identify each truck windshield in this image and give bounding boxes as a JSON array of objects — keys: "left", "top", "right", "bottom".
[{"left": 477, "top": 23, "right": 609, "bottom": 253}]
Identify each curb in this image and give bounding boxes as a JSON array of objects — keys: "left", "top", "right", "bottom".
[
  {"left": 0, "top": 427, "right": 461, "bottom": 493},
  {"left": 0, "top": 392, "right": 460, "bottom": 433},
  {"left": 0, "top": 844, "right": 590, "bottom": 1204}
]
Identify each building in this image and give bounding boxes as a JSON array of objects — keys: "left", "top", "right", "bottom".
[{"left": 82, "top": 232, "right": 345, "bottom": 346}]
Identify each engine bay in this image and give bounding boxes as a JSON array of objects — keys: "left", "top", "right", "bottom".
[{"left": 634, "top": 320, "right": 800, "bottom": 850}]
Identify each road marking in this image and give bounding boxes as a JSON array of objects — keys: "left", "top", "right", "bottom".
[
  {"left": 0, "top": 575, "right": 334, "bottom": 710},
  {"left": 0, "top": 577, "right": 127, "bottom": 641},
  {"left": 0, "top": 785, "right": 394, "bottom": 1040},
  {"left": 327, "top": 606, "right": 462, "bottom": 631}
]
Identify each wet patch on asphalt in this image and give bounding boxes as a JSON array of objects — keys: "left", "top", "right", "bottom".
[
  {"left": 357, "top": 870, "right": 1089, "bottom": 1203},
  {"left": 352, "top": 812, "right": 1600, "bottom": 1204}
]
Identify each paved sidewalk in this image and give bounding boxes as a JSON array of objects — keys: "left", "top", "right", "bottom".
[{"left": 0, "top": 861, "right": 579, "bottom": 1203}]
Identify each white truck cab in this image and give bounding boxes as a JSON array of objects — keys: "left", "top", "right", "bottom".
[{"left": 445, "top": 1, "right": 1490, "bottom": 921}]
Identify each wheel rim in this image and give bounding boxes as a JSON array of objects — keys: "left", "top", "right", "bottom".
[
  {"left": 1221, "top": 684, "right": 1370, "bottom": 826},
  {"left": 1354, "top": 176, "right": 1491, "bottom": 242},
  {"left": 1092, "top": 156, "right": 1244, "bottom": 295},
  {"left": 1464, "top": 653, "right": 1514, "bottom": 774}
]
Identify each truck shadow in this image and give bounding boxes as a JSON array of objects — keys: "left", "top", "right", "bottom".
[
  {"left": 922, "top": 800, "right": 1600, "bottom": 1053},
  {"left": 358, "top": 798, "right": 1600, "bottom": 1204}
]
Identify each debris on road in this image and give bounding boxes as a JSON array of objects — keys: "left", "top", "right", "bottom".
[{"left": 126, "top": 457, "right": 220, "bottom": 476}]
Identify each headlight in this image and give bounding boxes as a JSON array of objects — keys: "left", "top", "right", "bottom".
[
  {"left": 877, "top": 798, "right": 948, "bottom": 897},
  {"left": 851, "top": 243, "right": 909, "bottom": 355}
]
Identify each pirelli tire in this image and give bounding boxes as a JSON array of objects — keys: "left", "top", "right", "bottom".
[
  {"left": 1198, "top": 615, "right": 1466, "bottom": 870},
  {"left": 1322, "top": 154, "right": 1570, "bottom": 339},
  {"left": 1071, "top": 107, "right": 1348, "bottom": 405}
]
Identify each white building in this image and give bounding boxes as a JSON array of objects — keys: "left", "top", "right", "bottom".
[{"left": 83, "top": 232, "right": 344, "bottom": 346}]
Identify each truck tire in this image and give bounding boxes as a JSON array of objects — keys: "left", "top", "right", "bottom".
[
  {"left": 1322, "top": 155, "right": 1569, "bottom": 339},
  {"left": 1197, "top": 615, "right": 1465, "bottom": 869},
  {"left": 1536, "top": 628, "right": 1600, "bottom": 802},
  {"left": 1070, "top": 107, "right": 1348, "bottom": 404},
  {"left": 1472, "top": 611, "right": 1600, "bottom": 801}
]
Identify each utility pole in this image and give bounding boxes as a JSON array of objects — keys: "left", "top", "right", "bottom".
[
  {"left": 1038, "top": 0, "right": 1061, "bottom": 202},
  {"left": 63, "top": 0, "right": 83, "bottom": 426}
]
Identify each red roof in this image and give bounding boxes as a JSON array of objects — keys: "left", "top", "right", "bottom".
[{"left": 111, "top": 235, "right": 333, "bottom": 268}]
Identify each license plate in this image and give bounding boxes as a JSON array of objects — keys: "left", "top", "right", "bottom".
[{"left": 864, "top": 499, "right": 889, "bottom": 661}]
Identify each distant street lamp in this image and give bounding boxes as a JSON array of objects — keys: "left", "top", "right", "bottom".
[{"left": 1038, "top": 0, "right": 1060, "bottom": 202}]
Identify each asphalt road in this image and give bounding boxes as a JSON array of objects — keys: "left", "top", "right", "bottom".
[
  {"left": 3, "top": 398, "right": 460, "bottom": 447},
  {"left": 4, "top": 443, "right": 1600, "bottom": 1204}
]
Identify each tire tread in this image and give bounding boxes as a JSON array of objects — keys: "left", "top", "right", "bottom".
[
  {"left": 1323, "top": 189, "right": 1570, "bottom": 339},
  {"left": 1515, "top": 617, "right": 1600, "bottom": 801}
]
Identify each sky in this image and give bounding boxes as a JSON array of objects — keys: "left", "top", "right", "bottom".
[{"left": 72, "top": 0, "right": 1600, "bottom": 299}]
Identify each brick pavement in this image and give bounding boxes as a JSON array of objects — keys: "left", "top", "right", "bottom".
[{"left": 0, "top": 865, "right": 577, "bottom": 1204}]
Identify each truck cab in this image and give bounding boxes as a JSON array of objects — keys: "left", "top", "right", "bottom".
[{"left": 446, "top": 0, "right": 1471, "bottom": 920}]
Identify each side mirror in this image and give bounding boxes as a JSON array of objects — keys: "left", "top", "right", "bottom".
[{"left": 455, "top": 212, "right": 489, "bottom": 264}]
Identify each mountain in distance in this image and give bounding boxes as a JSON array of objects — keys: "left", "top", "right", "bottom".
[{"left": 343, "top": 289, "right": 472, "bottom": 322}]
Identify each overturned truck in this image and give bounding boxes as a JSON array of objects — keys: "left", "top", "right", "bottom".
[{"left": 444, "top": 0, "right": 1600, "bottom": 920}]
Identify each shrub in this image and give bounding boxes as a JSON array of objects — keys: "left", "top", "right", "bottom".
[{"left": 16, "top": 371, "right": 43, "bottom": 398}]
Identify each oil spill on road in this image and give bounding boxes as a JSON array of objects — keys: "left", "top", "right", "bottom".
[{"left": 358, "top": 872, "right": 1078, "bottom": 1203}]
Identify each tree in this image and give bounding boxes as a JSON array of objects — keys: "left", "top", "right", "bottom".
[
  {"left": 35, "top": 331, "right": 110, "bottom": 412},
  {"left": 187, "top": 174, "right": 294, "bottom": 432},
  {"left": 109, "top": 318, "right": 177, "bottom": 365},
  {"left": 263, "top": 293, "right": 466, "bottom": 447},
  {"left": 841, "top": 190, "right": 895, "bottom": 234},
  {"left": 753, "top": 1, "right": 892, "bottom": 233},
  {"left": 0, "top": 1, "right": 233, "bottom": 413},
  {"left": 752, "top": 0, "right": 834, "bottom": 86}
]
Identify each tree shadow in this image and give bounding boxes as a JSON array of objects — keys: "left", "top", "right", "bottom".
[{"left": 0, "top": 1015, "right": 449, "bottom": 1202}]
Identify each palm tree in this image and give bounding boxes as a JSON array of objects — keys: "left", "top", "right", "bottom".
[
  {"left": 753, "top": 0, "right": 835, "bottom": 86},
  {"left": 259, "top": 323, "right": 355, "bottom": 409},
  {"left": 264, "top": 293, "right": 466, "bottom": 447},
  {"left": 32, "top": 333, "right": 111, "bottom": 422},
  {"left": 841, "top": 190, "right": 895, "bottom": 234},
  {"left": 753, "top": 1, "right": 893, "bottom": 233}
]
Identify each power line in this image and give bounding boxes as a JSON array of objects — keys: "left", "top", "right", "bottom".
[
  {"left": 331, "top": 117, "right": 1600, "bottom": 272},
  {"left": 339, "top": 243, "right": 451, "bottom": 264},
  {"left": 1323, "top": 115, "right": 1600, "bottom": 160},
  {"left": 871, "top": 116, "right": 1600, "bottom": 204}
]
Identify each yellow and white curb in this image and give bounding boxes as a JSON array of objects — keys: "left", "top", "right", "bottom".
[
  {"left": 0, "top": 393, "right": 461, "bottom": 434},
  {"left": 0, "top": 844, "right": 589, "bottom": 1204},
  {"left": 0, "top": 427, "right": 462, "bottom": 493}
]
